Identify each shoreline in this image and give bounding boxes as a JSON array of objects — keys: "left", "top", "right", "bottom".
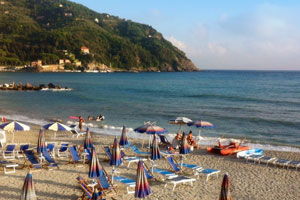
[{"left": 1, "top": 112, "right": 300, "bottom": 153}]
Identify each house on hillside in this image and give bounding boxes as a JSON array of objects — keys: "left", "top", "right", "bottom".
[
  {"left": 31, "top": 60, "right": 42, "bottom": 67},
  {"left": 59, "top": 59, "right": 71, "bottom": 65},
  {"left": 81, "top": 46, "right": 90, "bottom": 55}
]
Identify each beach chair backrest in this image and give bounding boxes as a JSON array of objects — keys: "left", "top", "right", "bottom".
[
  {"left": 42, "top": 150, "right": 55, "bottom": 164},
  {"left": 20, "top": 144, "right": 30, "bottom": 151},
  {"left": 167, "top": 156, "right": 181, "bottom": 172},
  {"left": 159, "top": 135, "right": 167, "bottom": 144},
  {"left": 80, "top": 182, "right": 93, "bottom": 199},
  {"left": 69, "top": 146, "right": 79, "bottom": 162},
  {"left": 24, "top": 150, "right": 41, "bottom": 168},
  {"left": 59, "top": 143, "right": 69, "bottom": 152},
  {"left": 6, "top": 144, "right": 16, "bottom": 152},
  {"left": 97, "top": 175, "right": 110, "bottom": 189},
  {"left": 104, "top": 146, "right": 112, "bottom": 160},
  {"left": 47, "top": 143, "right": 56, "bottom": 151}
]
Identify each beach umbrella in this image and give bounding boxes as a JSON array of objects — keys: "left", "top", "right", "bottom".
[
  {"left": 135, "top": 124, "right": 168, "bottom": 148},
  {"left": 43, "top": 122, "right": 71, "bottom": 138},
  {"left": 119, "top": 125, "right": 129, "bottom": 146},
  {"left": 188, "top": 120, "right": 215, "bottom": 139},
  {"left": 88, "top": 147, "right": 104, "bottom": 179},
  {"left": 179, "top": 132, "right": 190, "bottom": 167},
  {"left": 169, "top": 117, "right": 192, "bottom": 132},
  {"left": 0, "top": 121, "right": 30, "bottom": 142},
  {"left": 84, "top": 128, "right": 93, "bottom": 150},
  {"left": 134, "top": 123, "right": 152, "bottom": 133},
  {"left": 150, "top": 134, "right": 161, "bottom": 160},
  {"left": 20, "top": 171, "right": 37, "bottom": 200},
  {"left": 219, "top": 173, "right": 232, "bottom": 200},
  {"left": 135, "top": 160, "right": 151, "bottom": 198},
  {"left": 110, "top": 137, "right": 122, "bottom": 183},
  {"left": 37, "top": 129, "right": 46, "bottom": 153}
]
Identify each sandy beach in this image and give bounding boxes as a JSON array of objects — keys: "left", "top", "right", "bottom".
[{"left": 1, "top": 125, "right": 300, "bottom": 200}]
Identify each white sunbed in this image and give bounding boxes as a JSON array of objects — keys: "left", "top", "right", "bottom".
[
  {"left": 287, "top": 160, "right": 300, "bottom": 170},
  {"left": 164, "top": 176, "right": 196, "bottom": 191},
  {"left": 246, "top": 154, "right": 264, "bottom": 163},
  {"left": 198, "top": 168, "right": 220, "bottom": 182},
  {"left": 237, "top": 149, "right": 263, "bottom": 159},
  {"left": 0, "top": 160, "right": 19, "bottom": 174},
  {"left": 273, "top": 158, "right": 291, "bottom": 168},
  {"left": 258, "top": 156, "right": 276, "bottom": 166}
]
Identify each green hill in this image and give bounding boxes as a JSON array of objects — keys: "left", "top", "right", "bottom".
[{"left": 0, "top": 0, "right": 199, "bottom": 72}]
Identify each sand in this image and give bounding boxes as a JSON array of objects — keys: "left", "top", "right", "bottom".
[{"left": 1, "top": 126, "right": 300, "bottom": 200}]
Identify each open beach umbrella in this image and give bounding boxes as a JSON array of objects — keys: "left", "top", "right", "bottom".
[
  {"left": 188, "top": 120, "right": 215, "bottom": 139},
  {"left": 0, "top": 121, "right": 30, "bottom": 142},
  {"left": 219, "top": 173, "right": 232, "bottom": 200},
  {"left": 179, "top": 132, "right": 190, "bottom": 167},
  {"left": 20, "top": 171, "right": 37, "bottom": 200},
  {"left": 135, "top": 124, "right": 168, "bottom": 148},
  {"left": 43, "top": 122, "right": 71, "bottom": 138},
  {"left": 84, "top": 128, "right": 93, "bottom": 150},
  {"left": 119, "top": 125, "right": 129, "bottom": 146},
  {"left": 89, "top": 147, "right": 105, "bottom": 179},
  {"left": 169, "top": 117, "right": 192, "bottom": 132},
  {"left": 135, "top": 160, "right": 151, "bottom": 198},
  {"left": 110, "top": 137, "right": 122, "bottom": 183},
  {"left": 37, "top": 129, "right": 46, "bottom": 153}
]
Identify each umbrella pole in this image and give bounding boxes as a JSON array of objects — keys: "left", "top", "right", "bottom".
[
  {"left": 12, "top": 131, "right": 15, "bottom": 143},
  {"left": 142, "top": 133, "right": 146, "bottom": 148},
  {"left": 111, "top": 166, "right": 115, "bottom": 184},
  {"left": 54, "top": 131, "right": 57, "bottom": 139},
  {"left": 180, "top": 155, "right": 183, "bottom": 168}
]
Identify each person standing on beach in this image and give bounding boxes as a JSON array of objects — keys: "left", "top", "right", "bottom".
[{"left": 78, "top": 116, "right": 85, "bottom": 132}]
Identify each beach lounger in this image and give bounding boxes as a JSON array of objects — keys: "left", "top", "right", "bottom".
[
  {"left": 287, "top": 160, "right": 300, "bottom": 170},
  {"left": 120, "top": 150, "right": 146, "bottom": 167},
  {"left": 164, "top": 176, "right": 196, "bottom": 191},
  {"left": 198, "top": 168, "right": 220, "bottom": 182},
  {"left": 273, "top": 158, "right": 291, "bottom": 168},
  {"left": 131, "top": 145, "right": 151, "bottom": 156},
  {"left": 57, "top": 142, "right": 69, "bottom": 158},
  {"left": 46, "top": 142, "right": 56, "bottom": 158},
  {"left": 181, "top": 163, "right": 203, "bottom": 175},
  {"left": 77, "top": 176, "right": 104, "bottom": 200},
  {"left": 16, "top": 143, "right": 30, "bottom": 159},
  {"left": 152, "top": 168, "right": 178, "bottom": 179},
  {"left": 23, "top": 150, "right": 42, "bottom": 169},
  {"left": 114, "top": 176, "right": 136, "bottom": 194},
  {"left": 96, "top": 169, "right": 117, "bottom": 196},
  {"left": 71, "top": 129, "right": 85, "bottom": 138},
  {"left": 258, "top": 156, "right": 276, "bottom": 166},
  {"left": 42, "top": 150, "right": 58, "bottom": 168},
  {"left": 69, "top": 145, "right": 84, "bottom": 164},
  {"left": 246, "top": 154, "right": 263, "bottom": 163},
  {"left": 2, "top": 143, "right": 17, "bottom": 159},
  {"left": 0, "top": 160, "right": 19, "bottom": 174},
  {"left": 159, "top": 135, "right": 171, "bottom": 146}
]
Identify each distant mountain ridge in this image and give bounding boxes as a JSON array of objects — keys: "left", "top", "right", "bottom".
[{"left": 0, "top": 0, "right": 199, "bottom": 72}]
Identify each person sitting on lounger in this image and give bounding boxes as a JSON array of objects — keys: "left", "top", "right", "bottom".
[
  {"left": 172, "top": 132, "right": 182, "bottom": 149},
  {"left": 187, "top": 131, "right": 200, "bottom": 150}
]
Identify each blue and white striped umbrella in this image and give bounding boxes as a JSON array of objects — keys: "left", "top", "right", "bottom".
[
  {"left": 0, "top": 121, "right": 30, "bottom": 131},
  {"left": 43, "top": 122, "right": 71, "bottom": 138},
  {"left": 0, "top": 121, "right": 30, "bottom": 142}
]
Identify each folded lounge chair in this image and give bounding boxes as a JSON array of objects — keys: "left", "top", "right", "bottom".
[
  {"left": 114, "top": 176, "right": 136, "bottom": 194},
  {"left": 0, "top": 160, "right": 19, "bottom": 174},
  {"left": 2, "top": 143, "right": 17, "bottom": 159},
  {"left": 23, "top": 150, "right": 42, "bottom": 169},
  {"left": 131, "top": 145, "right": 151, "bottom": 156}
]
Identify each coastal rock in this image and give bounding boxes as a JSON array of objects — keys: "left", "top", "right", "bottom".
[
  {"left": 48, "top": 83, "right": 55, "bottom": 88},
  {"left": 25, "top": 83, "right": 33, "bottom": 90},
  {"left": 39, "top": 84, "right": 46, "bottom": 89}
]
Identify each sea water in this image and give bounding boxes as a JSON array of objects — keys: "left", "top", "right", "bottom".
[{"left": 0, "top": 71, "right": 300, "bottom": 151}]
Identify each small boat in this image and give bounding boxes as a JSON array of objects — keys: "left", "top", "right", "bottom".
[{"left": 207, "top": 141, "right": 250, "bottom": 156}]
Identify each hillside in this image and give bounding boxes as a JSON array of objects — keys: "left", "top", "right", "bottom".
[{"left": 0, "top": 0, "right": 199, "bottom": 72}]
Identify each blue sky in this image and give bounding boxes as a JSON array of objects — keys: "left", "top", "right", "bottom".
[{"left": 70, "top": 0, "right": 300, "bottom": 70}]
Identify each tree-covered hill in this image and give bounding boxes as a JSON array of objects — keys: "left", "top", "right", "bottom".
[{"left": 0, "top": 0, "right": 199, "bottom": 72}]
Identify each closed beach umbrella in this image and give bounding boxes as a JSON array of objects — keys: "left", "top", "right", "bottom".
[
  {"left": 0, "top": 121, "right": 30, "bottom": 142},
  {"left": 88, "top": 147, "right": 104, "bottom": 179},
  {"left": 20, "top": 171, "right": 37, "bottom": 200},
  {"left": 119, "top": 125, "right": 128, "bottom": 146},
  {"left": 169, "top": 117, "right": 192, "bottom": 131},
  {"left": 135, "top": 160, "right": 151, "bottom": 198},
  {"left": 110, "top": 137, "right": 122, "bottom": 183},
  {"left": 37, "top": 129, "right": 46, "bottom": 153},
  {"left": 188, "top": 120, "right": 215, "bottom": 138},
  {"left": 84, "top": 128, "right": 93, "bottom": 150},
  {"left": 219, "top": 173, "right": 232, "bottom": 200},
  {"left": 151, "top": 134, "right": 161, "bottom": 160},
  {"left": 179, "top": 132, "right": 190, "bottom": 167},
  {"left": 43, "top": 122, "right": 71, "bottom": 138}
]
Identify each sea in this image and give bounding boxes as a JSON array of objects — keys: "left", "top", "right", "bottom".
[{"left": 1, "top": 71, "right": 300, "bottom": 152}]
